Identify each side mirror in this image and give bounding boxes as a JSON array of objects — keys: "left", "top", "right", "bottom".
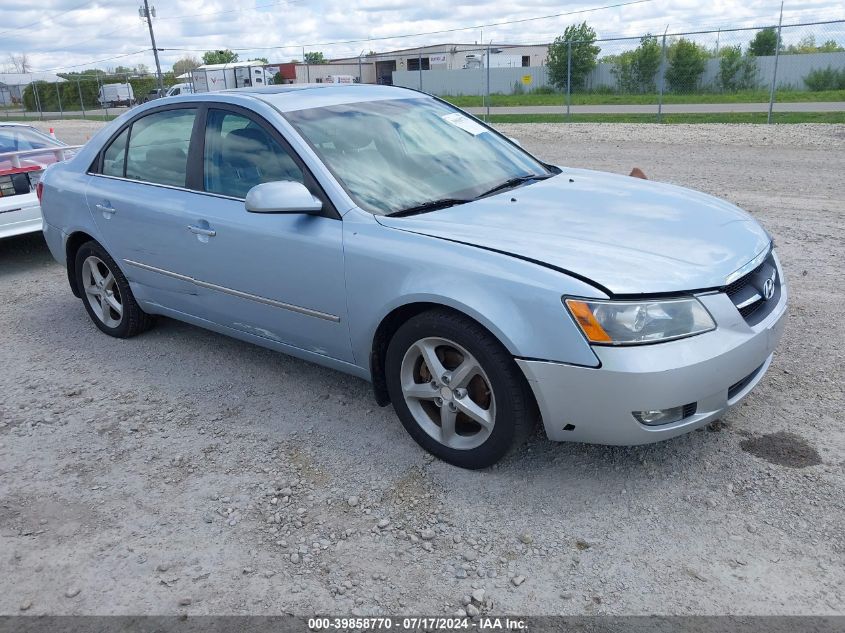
[{"left": 245, "top": 181, "right": 323, "bottom": 215}]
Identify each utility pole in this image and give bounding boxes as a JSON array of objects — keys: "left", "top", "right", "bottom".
[
  {"left": 139, "top": 0, "right": 164, "bottom": 92},
  {"left": 767, "top": 1, "right": 784, "bottom": 125}
]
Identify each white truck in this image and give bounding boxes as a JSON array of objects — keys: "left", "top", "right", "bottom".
[
  {"left": 165, "top": 83, "right": 194, "bottom": 97},
  {"left": 324, "top": 75, "right": 355, "bottom": 84},
  {"left": 463, "top": 53, "right": 524, "bottom": 69},
  {"left": 191, "top": 63, "right": 274, "bottom": 93},
  {"left": 98, "top": 83, "right": 134, "bottom": 108}
]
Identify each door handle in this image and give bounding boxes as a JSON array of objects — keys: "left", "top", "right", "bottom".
[
  {"left": 188, "top": 224, "right": 216, "bottom": 237},
  {"left": 95, "top": 203, "right": 116, "bottom": 214}
]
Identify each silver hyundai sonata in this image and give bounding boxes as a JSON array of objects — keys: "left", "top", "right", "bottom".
[{"left": 39, "top": 84, "right": 787, "bottom": 469}]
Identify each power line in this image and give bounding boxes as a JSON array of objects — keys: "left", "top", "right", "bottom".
[
  {"left": 0, "top": 0, "right": 100, "bottom": 37},
  {"left": 156, "top": 0, "right": 302, "bottom": 21},
  {"left": 32, "top": 49, "right": 151, "bottom": 73},
  {"left": 158, "top": 0, "right": 657, "bottom": 53}
]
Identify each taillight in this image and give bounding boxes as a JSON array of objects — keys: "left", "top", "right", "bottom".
[{"left": 36, "top": 181, "right": 44, "bottom": 203}]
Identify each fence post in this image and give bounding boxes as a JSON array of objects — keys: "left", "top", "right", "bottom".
[
  {"left": 657, "top": 27, "right": 668, "bottom": 123},
  {"left": 56, "top": 82, "right": 64, "bottom": 119},
  {"left": 32, "top": 80, "right": 43, "bottom": 120},
  {"left": 98, "top": 74, "right": 109, "bottom": 118},
  {"left": 486, "top": 44, "right": 491, "bottom": 121},
  {"left": 418, "top": 52, "right": 423, "bottom": 91},
  {"left": 566, "top": 40, "right": 572, "bottom": 121},
  {"left": 767, "top": 2, "right": 784, "bottom": 125},
  {"left": 77, "top": 79, "right": 86, "bottom": 119}
]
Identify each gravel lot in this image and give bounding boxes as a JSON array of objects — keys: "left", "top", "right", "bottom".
[{"left": 1, "top": 120, "right": 843, "bottom": 616}]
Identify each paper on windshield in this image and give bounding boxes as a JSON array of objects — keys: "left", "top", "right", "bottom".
[{"left": 441, "top": 112, "right": 488, "bottom": 136}]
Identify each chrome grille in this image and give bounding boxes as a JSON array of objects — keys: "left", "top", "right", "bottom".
[{"left": 725, "top": 252, "right": 779, "bottom": 324}]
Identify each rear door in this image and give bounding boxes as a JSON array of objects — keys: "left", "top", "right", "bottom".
[
  {"left": 176, "top": 105, "right": 352, "bottom": 362},
  {"left": 85, "top": 106, "right": 203, "bottom": 312}
]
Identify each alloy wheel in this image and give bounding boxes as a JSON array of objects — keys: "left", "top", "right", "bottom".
[
  {"left": 399, "top": 336, "right": 496, "bottom": 450},
  {"left": 81, "top": 255, "right": 123, "bottom": 328}
]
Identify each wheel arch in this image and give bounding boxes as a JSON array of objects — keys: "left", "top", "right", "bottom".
[
  {"left": 65, "top": 231, "right": 99, "bottom": 297},
  {"left": 369, "top": 300, "right": 524, "bottom": 407}
]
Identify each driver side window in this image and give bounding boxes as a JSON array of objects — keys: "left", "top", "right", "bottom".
[{"left": 203, "top": 110, "right": 303, "bottom": 199}]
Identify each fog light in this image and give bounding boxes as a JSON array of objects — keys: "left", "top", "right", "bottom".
[{"left": 632, "top": 406, "right": 686, "bottom": 426}]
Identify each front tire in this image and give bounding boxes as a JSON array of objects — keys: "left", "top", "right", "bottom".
[
  {"left": 74, "top": 241, "right": 154, "bottom": 338},
  {"left": 385, "top": 309, "right": 534, "bottom": 469}
]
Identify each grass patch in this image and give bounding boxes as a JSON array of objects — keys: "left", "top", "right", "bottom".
[
  {"left": 445, "top": 89, "right": 845, "bottom": 108},
  {"left": 484, "top": 112, "right": 845, "bottom": 124}
]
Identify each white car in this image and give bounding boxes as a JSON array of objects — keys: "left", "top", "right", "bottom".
[{"left": 0, "top": 122, "right": 78, "bottom": 239}]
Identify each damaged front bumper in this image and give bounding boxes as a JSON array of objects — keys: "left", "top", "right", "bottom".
[{"left": 517, "top": 280, "right": 788, "bottom": 445}]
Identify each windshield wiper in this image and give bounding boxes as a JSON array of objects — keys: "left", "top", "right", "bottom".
[
  {"left": 475, "top": 173, "right": 554, "bottom": 199},
  {"left": 388, "top": 198, "right": 471, "bottom": 217}
]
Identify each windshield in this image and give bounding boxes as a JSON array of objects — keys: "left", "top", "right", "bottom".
[
  {"left": 284, "top": 97, "right": 550, "bottom": 215},
  {"left": 0, "top": 125, "right": 62, "bottom": 154}
]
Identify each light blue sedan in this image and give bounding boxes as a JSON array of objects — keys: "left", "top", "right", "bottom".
[{"left": 40, "top": 85, "right": 787, "bottom": 469}]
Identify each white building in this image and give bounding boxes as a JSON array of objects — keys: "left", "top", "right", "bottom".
[
  {"left": 296, "top": 43, "right": 549, "bottom": 85},
  {"left": 0, "top": 73, "right": 66, "bottom": 106}
]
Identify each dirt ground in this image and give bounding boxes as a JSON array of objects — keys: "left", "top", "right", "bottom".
[{"left": 1, "top": 120, "right": 843, "bottom": 616}]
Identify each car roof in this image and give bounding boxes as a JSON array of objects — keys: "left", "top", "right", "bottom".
[{"left": 222, "top": 84, "right": 427, "bottom": 112}]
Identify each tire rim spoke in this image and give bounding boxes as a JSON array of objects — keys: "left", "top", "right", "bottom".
[
  {"left": 416, "top": 339, "right": 448, "bottom": 382},
  {"left": 402, "top": 379, "right": 438, "bottom": 401},
  {"left": 440, "top": 406, "right": 457, "bottom": 443},
  {"left": 104, "top": 292, "right": 122, "bottom": 315},
  {"left": 450, "top": 357, "right": 480, "bottom": 389},
  {"left": 455, "top": 397, "right": 494, "bottom": 430},
  {"left": 88, "top": 263, "right": 106, "bottom": 287}
]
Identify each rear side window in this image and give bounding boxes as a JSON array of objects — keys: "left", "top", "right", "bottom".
[
  {"left": 102, "top": 127, "right": 128, "bottom": 177},
  {"left": 203, "top": 109, "right": 303, "bottom": 199},
  {"left": 125, "top": 109, "right": 196, "bottom": 187}
]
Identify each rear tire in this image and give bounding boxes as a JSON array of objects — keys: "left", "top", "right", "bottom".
[
  {"left": 74, "top": 241, "right": 154, "bottom": 338},
  {"left": 385, "top": 309, "right": 534, "bottom": 469}
]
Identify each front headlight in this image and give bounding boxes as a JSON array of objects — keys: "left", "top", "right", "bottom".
[{"left": 564, "top": 297, "right": 715, "bottom": 345}]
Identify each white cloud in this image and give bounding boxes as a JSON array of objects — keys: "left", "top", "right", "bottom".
[{"left": 1, "top": 0, "right": 843, "bottom": 73}]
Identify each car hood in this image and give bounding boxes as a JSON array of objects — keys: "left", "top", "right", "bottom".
[{"left": 375, "top": 168, "right": 770, "bottom": 295}]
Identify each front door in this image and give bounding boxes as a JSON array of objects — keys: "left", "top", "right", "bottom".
[{"left": 178, "top": 107, "right": 352, "bottom": 363}]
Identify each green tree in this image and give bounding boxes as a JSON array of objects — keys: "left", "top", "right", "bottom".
[
  {"left": 786, "top": 35, "right": 845, "bottom": 54},
  {"left": 173, "top": 56, "right": 201, "bottom": 76},
  {"left": 718, "top": 45, "right": 758, "bottom": 91},
  {"left": 547, "top": 22, "right": 601, "bottom": 91},
  {"left": 818, "top": 39, "right": 845, "bottom": 53},
  {"left": 787, "top": 35, "right": 817, "bottom": 54},
  {"left": 611, "top": 34, "right": 661, "bottom": 93},
  {"left": 749, "top": 28, "right": 779, "bottom": 56},
  {"left": 202, "top": 49, "right": 239, "bottom": 65},
  {"left": 665, "top": 38, "right": 708, "bottom": 92},
  {"left": 303, "top": 51, "right": 326, "bottom": 64}
]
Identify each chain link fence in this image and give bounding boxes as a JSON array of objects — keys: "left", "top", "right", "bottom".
[
  {"left": 380, "top": 19, "right": 845, "bottom": 121},
  {"left": 0, "top": 73, "right": 175, "bottom": 120},
  {"left": 2, "top": 19, "right": 843, "bottom": 123}
]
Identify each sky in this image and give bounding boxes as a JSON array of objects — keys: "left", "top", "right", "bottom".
[{"left": 1, "top": 0, "right": 844, "bottom": 74}]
